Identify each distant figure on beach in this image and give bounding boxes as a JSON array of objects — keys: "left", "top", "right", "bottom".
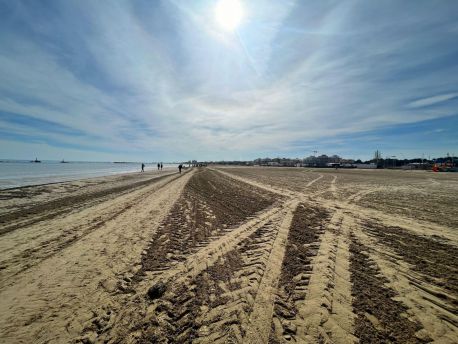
[
  {"left": 157, "top": 163, "right": 160, "bottom": 170},
  {"left": 160, "top": 163, "right": 163, "bottom": 170},
  {"left": 178, "top": 164, "right": 182, "bottom": 174},
  {"left": 141, "top": 163, "right": 145, "bottom": 172}
]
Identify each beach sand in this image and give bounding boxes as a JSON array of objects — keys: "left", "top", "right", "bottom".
[{"left": 0, "top": 167, "right": 456, "bottom": 343}]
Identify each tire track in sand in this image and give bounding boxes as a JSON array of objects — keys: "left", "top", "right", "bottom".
[
  {"left": 243, "top": 201, "right": 297, "bottom": 344},
  {"left": 305, "top": 174, "right": 324, "bottom": 187},
  {"left": 0, "top": 171, "right": 177, "bottom": 236},
  {"left": 268, "top": 203, "right": 329, "bottom": 343},
  {"left": 351, "top": 219, "right": 458, "bottom": 343},
  {"left": 0, "top": 172, "right": 185, "bottom": 289},
  {"left": 208, "top": 168, "right": 458, "bottom": 343},
  {"left": 229, "top": 167, "right": 457, "bottom": 341},
  {"left": 0, "top": 171, "right": 194, "bottom": 344},
  {"left": 219, "top": 169, "right": 358, "bottom": 343},
  {"left": 98, "top": 201, "right": 291, "bottom": 343},
  {"left": 213, "top": 168, "right": 291, "bottom": 197}
]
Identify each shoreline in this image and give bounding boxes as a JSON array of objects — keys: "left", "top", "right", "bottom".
[
  {"left": 0, "top": 169, "right": 181, "bottom": 220},
  {"left": 0, "top": 165, "right": 179, "bottom": 191}
]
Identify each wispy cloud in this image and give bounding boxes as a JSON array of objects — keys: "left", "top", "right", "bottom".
[
  {"left": 0, "top": 0, "right": 457, "bottom": 160},
  {"left": 408, "top": 93, "right": 458, "bottom": 108}
]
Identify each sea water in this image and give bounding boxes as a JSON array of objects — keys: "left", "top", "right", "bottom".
[{"left": 0, "top": 160, "right": 179, "bottom": 189}]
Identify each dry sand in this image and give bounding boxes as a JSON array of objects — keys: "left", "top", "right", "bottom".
[{"left": 0, "top": 167, "right": 457, "bottom": 343}]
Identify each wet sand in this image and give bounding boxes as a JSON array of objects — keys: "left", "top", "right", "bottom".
[{"left": 0, "top": 167, "right": 457, "bottom": 343}]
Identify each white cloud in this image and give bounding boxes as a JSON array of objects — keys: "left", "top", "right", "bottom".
[
  {"left": 407, "top": 93, "right": 458, "bottom": 108},
  {"left": 0, "top": 0, "right": 457, "bottom": 160}
]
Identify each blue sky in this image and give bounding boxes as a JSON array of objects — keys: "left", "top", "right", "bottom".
[{"left": 0, "top": 0, "right": 457, "bottom": 161}]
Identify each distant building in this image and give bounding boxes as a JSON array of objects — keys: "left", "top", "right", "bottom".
[
  {"left": 254, "top": 154, "right": 357, "bottom": 168},
  {"left": 354, "top": 163, "right": 377, "bottom": 169},
  {"left": 303, "top": 154, "right": 342, "bottom": 167},
  {"left": 254, "top": 157, "right": 301, "bottom": 167}
]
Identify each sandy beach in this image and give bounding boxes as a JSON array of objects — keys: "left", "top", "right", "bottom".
[{"left": 0, "top": 167, "right": 457, "bottom": 343}]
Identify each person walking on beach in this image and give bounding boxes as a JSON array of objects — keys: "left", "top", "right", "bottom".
[
  {"left": 157, "top": 163, "right": 160, "bottom": 170},
  {"left": 178, "top": 164, "right": 182, "bottom": 174},
  {"left": 160, "top": 163, "right": 163, "bottom": 170},
  {"left": 141, "top": 163, "right": 145, "bottom": 172}
]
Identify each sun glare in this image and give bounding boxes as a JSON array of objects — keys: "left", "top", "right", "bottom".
[{"left": 214, "top": 0, "right": 244, "bottom": 32}]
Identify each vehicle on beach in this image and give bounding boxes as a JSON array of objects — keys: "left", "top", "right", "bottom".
[{"left": 433, "top": 161, "right": 458, "bottom": 172}]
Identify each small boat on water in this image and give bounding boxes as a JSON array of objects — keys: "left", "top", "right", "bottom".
[
  {"left": 31, "top": 158, "right": 41, "bottom": 163},
  {"left": 61, "top": 159, "right": 69, "bottom": 163}
]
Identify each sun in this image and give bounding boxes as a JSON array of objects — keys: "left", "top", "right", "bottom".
[{"left": 214, "top": 0, "right": 244, "bottom": 32}]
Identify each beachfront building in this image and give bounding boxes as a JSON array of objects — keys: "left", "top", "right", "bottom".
[
  {"left": 354, "top": 163, "right": 377, "bottom": 169},
  {"left": 254, "top": 157, "right": 302, "bottom": 167},
  {"left": 303, "top": 154, "right": 342, "bottom": 167}
]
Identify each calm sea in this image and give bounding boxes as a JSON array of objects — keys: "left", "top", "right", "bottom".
[{"left": 0, "top": 160, "right": 179, "bottom": 189}]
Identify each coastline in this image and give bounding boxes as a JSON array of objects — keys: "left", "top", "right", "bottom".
[
  {"left": 0, "top": 168, "right": 180, "bottom": 220},
  {"left": 0, "top": 161, "right": 179, "bottom": 190}
]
